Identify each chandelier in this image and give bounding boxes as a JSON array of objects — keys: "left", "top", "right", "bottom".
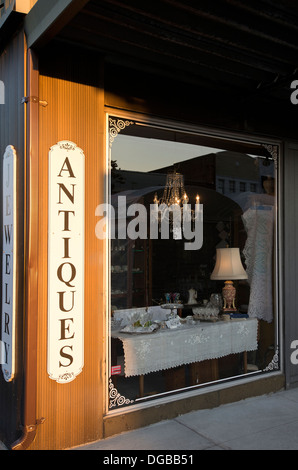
[
  {"left": 156, "top": 171, "right": 187, "bottom": 206},
  {"left": 153, "top": 171, "right": 200, "bottom": 238}
]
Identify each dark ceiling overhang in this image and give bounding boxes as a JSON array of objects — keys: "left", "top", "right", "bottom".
[
  {"left": 25, "top": 0, "right": 298, "bottom": 121},
  {"left": 0, "top": 1, "right": 26, "bottom": 53},
  {"left": 24, "top": 0, "right": 90, "bottom": 48}
]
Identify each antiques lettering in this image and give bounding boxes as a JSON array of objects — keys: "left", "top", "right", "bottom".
[
  {"left": 48, "top": 142, "right": 84, "bottom": 383},
  {"left": 56, "top": 162, "right": 77, "bottom": 368}
]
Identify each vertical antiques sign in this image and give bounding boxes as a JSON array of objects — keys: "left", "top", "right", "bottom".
[
  {"left": 1, "top": 145, "right": 17, "bottom": 382},
  {"left": 48, "top": 141, "right": 85, "bottom": 383}
]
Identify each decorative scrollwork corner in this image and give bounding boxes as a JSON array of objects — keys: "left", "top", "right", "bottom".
[
  {"left": 263, "top": 346, "right": 279, "bottom": 372},
  {"left": 262, "top": 144, "right": 279, "bottom": 170},
  {"left": 109, "top": 378, "right": 134, "bottom": 408},
  {"left": 109, "top": 118, "right": 134, "bottom": 148}
]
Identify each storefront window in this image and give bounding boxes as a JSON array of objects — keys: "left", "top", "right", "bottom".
[{"left": 105, "top": 116, "right": 279, "bottom": 409}]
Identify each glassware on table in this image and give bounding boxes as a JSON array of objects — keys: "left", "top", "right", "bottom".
[{"left": 210, "top": 293, "right": 223, "bottom": 310}]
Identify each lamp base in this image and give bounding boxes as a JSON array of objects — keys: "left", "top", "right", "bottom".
[{"left": 222, "top": 280, "right": 237, "bottom": 312}]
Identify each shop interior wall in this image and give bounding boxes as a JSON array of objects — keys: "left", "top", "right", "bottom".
[
  {"left": 0, "top": 30, "right": 25, "bottom": 448},
  {"left": 28, "top": 44, "right": 106, "bottom": 450}
]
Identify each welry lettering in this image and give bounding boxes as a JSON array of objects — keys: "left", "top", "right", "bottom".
[{"left": 1, "top": 145, "right": 17, "bottom": 382}]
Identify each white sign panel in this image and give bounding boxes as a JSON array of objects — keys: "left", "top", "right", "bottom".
[
  {"left": 1, "top": 145, "right": 17, "bottom": 382},
  {"left": 48, "top": 141, "right": 85, "bottom": 383}
]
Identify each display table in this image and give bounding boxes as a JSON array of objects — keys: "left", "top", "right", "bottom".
[{"left": 112, "top": 318, "right": 258, "bottom": 378}]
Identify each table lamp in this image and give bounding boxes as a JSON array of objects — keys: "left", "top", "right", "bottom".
[{"left": 210, "top": 247, "right": 248, "bottom": 312}]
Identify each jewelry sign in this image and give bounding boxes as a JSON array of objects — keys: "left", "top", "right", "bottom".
[
  {"left": 1, "top": 145, "right": 17, "bottom": 382},
  {"left": 48, "top": 141, "right": 85, "bottom": 383}
]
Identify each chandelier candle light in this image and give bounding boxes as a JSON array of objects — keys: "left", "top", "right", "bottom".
[
  {"left": 153, "top": 171, "right": 201, "bottom": 239},
  {"left": 210, "top": 247, "right": 248, "bottom": 312}
]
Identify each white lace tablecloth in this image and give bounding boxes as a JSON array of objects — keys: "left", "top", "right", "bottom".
[{"left": 113, "top": 318, "right": 258, "bottom": 377}]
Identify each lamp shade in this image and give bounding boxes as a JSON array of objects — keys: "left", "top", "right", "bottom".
[{"left": 210, "top": 248, "right": 248, "bottom": 280}]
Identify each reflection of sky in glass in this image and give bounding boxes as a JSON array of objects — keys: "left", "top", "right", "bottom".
[{"left": 111, "top": 135, "right": 222, "bottom": 172}]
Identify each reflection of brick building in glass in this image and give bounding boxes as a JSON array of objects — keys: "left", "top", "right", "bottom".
[
  {"left": 214, "top": 151, "right": 274, "bottom": 196},
  {"left": 148, "top": 150, "right": 275, "bottom": 199}
]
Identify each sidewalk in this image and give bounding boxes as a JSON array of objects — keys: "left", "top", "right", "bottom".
[{"left": 73, "top": 388, "right": 298, "bottom": 450}]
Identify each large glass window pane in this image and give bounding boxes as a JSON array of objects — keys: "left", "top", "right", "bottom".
[{"left": 106, "top": 117, "right": 279, "bottom": 409}]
